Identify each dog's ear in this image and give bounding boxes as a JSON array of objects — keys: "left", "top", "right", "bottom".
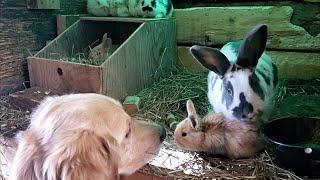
[
  {"left": 11, "top": 130, "right": 43, "bottom": 180},
  {"left": 43, "top": 130, "right": 119, "bottom": 180}
]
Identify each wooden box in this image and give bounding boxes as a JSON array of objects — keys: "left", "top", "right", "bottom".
[{"left": 28, "top": 17, "right": 176, "bottom": 100}]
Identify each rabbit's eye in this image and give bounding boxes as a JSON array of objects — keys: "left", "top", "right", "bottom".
[
  {"left": 227, "top": 88, "right": 232, "bottom": 95},
  {"left": 141, "top": 1, "right": 144, "bottom": 6},
  {"left": 182, "top": 132, "right": 187, "bottom": 137},
  {"left": 151, "top": 0, "right": 156, "bottom": 7}
]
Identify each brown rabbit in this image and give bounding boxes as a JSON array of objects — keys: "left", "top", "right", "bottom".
[
  {"left": 89, "top": 33, "right": 112, "bottom": 64},
  {"left": 174, "top": 100, "right": 263, "bottom": 159}
]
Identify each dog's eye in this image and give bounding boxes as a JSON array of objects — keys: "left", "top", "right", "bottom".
[
  {"left": 181, "top": 132, "right": 187, "bottom": 137},
  {"left": 141, "top": 0, "right": 144, "bottom": 6}
]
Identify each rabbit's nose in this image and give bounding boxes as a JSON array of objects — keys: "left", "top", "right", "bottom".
[{"left": 142, "top": 6, "right": 153, "bottom": 12}]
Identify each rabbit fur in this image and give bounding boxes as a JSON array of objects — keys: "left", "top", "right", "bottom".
[
  {"left": 189, "top": 24, "right": 278, "bottom": 124},
  {"left": 87, "top": 0, "right": 173, "bottom": 18},
  {"left": 174, "top": 100, "right": 263, "bottom": 159}
]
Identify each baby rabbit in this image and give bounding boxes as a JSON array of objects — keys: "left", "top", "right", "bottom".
[
  {"left": 89, "top": 33, "right": 112, "bottom": 64},
  {"left": 189, "top": 24, "right": 278, "bottom": 124},
  {"left": 87, "top": 0, "right": 174, "bottom": 18},
  {"left": 174, "top": 100, "right": 263, "bottom": 159}
]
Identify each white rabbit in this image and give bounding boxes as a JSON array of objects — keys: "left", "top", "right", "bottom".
[
  {"left": 189, "top": 24, "right": 278, "bottom": 124},
  {"left": 87, "top": 0, "right": 173, "bottom": 18}
]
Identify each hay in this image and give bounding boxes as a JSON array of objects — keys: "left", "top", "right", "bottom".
[
  {"left": 135, "top": 70, "right": 210, "bottom": 129},
  {"left": 142, "top": 153, "right": 302, "bottom": 179},
  {"left": 132, "top": 69, "right": 320, "bottom": 179},
  {"left": 277, "top": 79, "right": 320, "bottom": 103},
  {"left": 135, "top": 68, "right": 320, "bottom": 128},
  {"left": 57, "top": 39, "right": 120, "bottom": 66},
  {"left": 0, "top": 96, "right": 29, "bottom": 138},
  {"left": 139, "top": 135, "right": 302, "bottom": 179},
  {"left": 0, "top": 68, "right": 319, "bottom": 179}
]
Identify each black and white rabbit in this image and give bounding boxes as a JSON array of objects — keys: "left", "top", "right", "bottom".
[
  {"left": 87, "top": 0, "right": 173, "bottom": 18},
  {"left": 189, "top": 24, "right": 278, "bottom": 124}
]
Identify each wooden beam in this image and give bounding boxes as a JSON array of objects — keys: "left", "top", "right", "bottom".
[
  {"left": 28, "top": 58, "right": 103, "bottom": 94},
  {"left": 101, "top": 19, "right": 177, "bottom": 100},
  {"left": 303, "top": 0, "right": 320, "bottom": 2},
  {"left": 174, "top": 6, "right": 320, "bottom": 50},
  {"left": 57, "top": 15, "right": 85, "bottom": 35},
  {"left": 269, "top": 51, "right": 320, "bottom": 79},
  {"left": 8, "top": 87, "right": 63, "bottom": 112},
  {"left": 177, "top": 46, "right": 320, "bottom": 79}
]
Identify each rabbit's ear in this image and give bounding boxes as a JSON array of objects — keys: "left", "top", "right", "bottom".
[
  {"left": 189, "top": 45, "right": 230, "bottom": 77},
  {"left": 103, "top": 38, "right": 112, "bottom": 49},
  {"left": 102, "top": 33, "right": 111, "bottom": 48},
  {"left": 188, "top": 115, "right": 198, "bottom": 129},
  {"left": 237, "top": 24, "right": 267, "bottom": 68},
  {"left": 186, "top": 100, "right": 199, "bottom": 128},
  {"left": 186, "top": 100, "right": 197, "bottom": 116}
]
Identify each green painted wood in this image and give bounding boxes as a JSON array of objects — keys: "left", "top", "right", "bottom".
[{"left": 175, "top": 6, "right": 320, "bottom": 50}]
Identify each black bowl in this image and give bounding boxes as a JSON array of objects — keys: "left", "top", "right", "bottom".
[{"left": 260, "top": 117, "right": 320, "bottom": 177}]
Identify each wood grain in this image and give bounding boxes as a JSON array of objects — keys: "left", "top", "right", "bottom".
[
  {"left": 28, "top": 57, "right": 102, "bottom": 93},
  {"left": 57, "top": 15, "right": 85, "bottom": 35},
  {"left": 101, "top": 18, "right": 176, "bottom": 100},
  {"left": 26, "top": 0, "right": 60, "bottom": 9},
  {"left": 28, "top": 18, "right": 177, "bottom": 99},
  {"left": 174, "top": 6, "right": 320, "bottom": 50},
  {"left": 8, "top": 86, "right": 63, "bottom": 112}
]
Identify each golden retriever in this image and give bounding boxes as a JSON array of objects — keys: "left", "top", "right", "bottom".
[{"left": 10, "top": 93, "right": 166, "bottom": 180}]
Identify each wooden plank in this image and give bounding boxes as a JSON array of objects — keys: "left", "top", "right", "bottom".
[
  {"left": 177, "top": 46, "right": 207, "bottom": 72},
  {"left": 269, "top": 51, "right": 320, "bottom": 79},
  {"left": 101, "top": 19, "right": 176, "bottom": 100},
  {"left": 30, "top": 20, "right": 145, "bottom": 98},
  {"left": 172, "top": 0, "right": 303, "bottom": 2},
  {"left": 36, "top": 20, "right": 141, "bottom": 58},
  {"left": 27, "top": 0, "right": 60, "bottom": 9},
  {"left": 57, "top": 15, "right": 85, "bottom": 35},
  {"left": 177, "top": 46, "right": 320, "bottom": 79},
  {"left": 80, "top": 16, "right": 174, "bottom": 23},
  {"left": 28, "top": 57, "right": 103, "bottom": 93},
  {"left": 8, "top": 87, "right": 63, "bottom": 112},
  {"left": 303, "top": 0, "right": 320, "bottom": 2},
  {"left": 174, "top": 6, "right": 320, "bottom": 50}
]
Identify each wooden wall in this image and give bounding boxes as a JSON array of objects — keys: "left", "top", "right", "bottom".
[
  {"left": 0, "top": 0, "right": 87, "bottom": 95},
  {"left": 171, "top": 0, "right": 320, "bottom": 37}
]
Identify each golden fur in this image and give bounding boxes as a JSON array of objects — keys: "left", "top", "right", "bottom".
[
  {"left": 10, "top": 93, "right": 165, "bottom": 180},
  {"left": 174, "top": 100, "right": 263, "bottom": 159}
]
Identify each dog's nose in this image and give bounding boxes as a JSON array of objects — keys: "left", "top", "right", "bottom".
[{"left": 159, "top": 125, "right": 166, "bottom": 142}]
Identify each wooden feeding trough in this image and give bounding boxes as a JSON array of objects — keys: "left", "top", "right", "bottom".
[{"left": 27, "top": 17, "right": 176, "bottom": 100}]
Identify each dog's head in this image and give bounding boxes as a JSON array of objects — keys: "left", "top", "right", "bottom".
[{"left": 11, "top": 93, "right": 166, "bottom": 180}]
